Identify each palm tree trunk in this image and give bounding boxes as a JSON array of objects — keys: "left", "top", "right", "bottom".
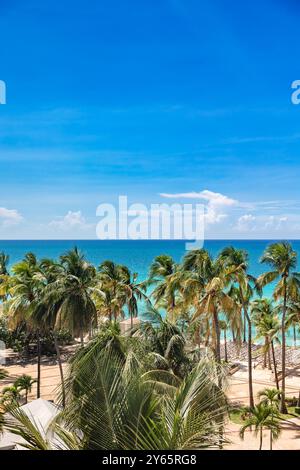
[
  {"left": 243, "top": 311, "right": 246, "bottom": 343},
  {"left": 263, "top": 338, "right": 267, "bottom": 368},
  {"left": 53, "top": 331, "right": 66, "bottom": 408},
  {"left": 36, "top": 331, "right": 41, "bottom": 399},
  {"left": 80, "top": 328, "right": 84, "bottom": 347},
  {"left": 224, "top": 329, "right": 228, "bottom": 362},
  {"left": 267, "top": 341, "right": 272, "bottom": 370},
  {"left": 244, "top": 307, "right": 254, "bottom": 409},
  {"left": 232, "top": 328, "right": 236, "bottom": 342},
  {"left": 259, "top": 427, "right": 263, "bottom": 450},
  {"left": 293, "top": 325, "right": 297, "bottom": 348},
  {"left": 280, "top": 276, "right": 288, "bottom": 414},
  {"left": 213, "top": 310, "right": 221, "bottom": 363},
  {"left": 271, "top": 340, "right": 280, "bottom": 391}
]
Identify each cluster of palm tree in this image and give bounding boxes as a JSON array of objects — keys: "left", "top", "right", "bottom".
[
  {"left": 0, "top": 241, "right": 299, "bottom": 449},
  {"left": 240, "top": 388, "right": 282, "bottom": 450},
  {"left": 2, "top": 324, "right": 228, "bottom": 450},
  {"left": 1, "top": 374, "right": 36, "bottom": 406}
]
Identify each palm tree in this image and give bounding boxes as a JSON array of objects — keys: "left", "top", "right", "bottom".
[
  {"left": 98, "top": 260, "right": 126, "bottom": 321},
  {"left": 148, "top": 255, "right": 180, "bottom": 322},
  {"left": 284, "top": 300, "right": 300, "bottom": 348},
  {"left": 258, "top": 242, "right": 300, "bottom": 413},
  {"left": 14, "top": 374, "right": 36, "bottom": 404},
  {"left": 6, "top": 253, "right": 44, "bottom": 398},
  {"left": 252, "top": 299, "right": 281, "bottom": 390},
  {"left": 117, "top": 265, "right": 150, "bottom": 329},
  {"left": 4, "top": 349, "right": 228, "bottom": 450},
  {"left": 1, "top": 385, "right": 21, "bottom": 406},
  {"left": 218, "top": 246, "right": 259, "bottom": 408},
  {"left": 182, "top": 249, "right": 240, "bottom": 365},
  {"left": 45, "top": 248, "right": 97, "bottom": 347},
  {"left": 193, "top": 276, "right": 238, "bottom": 365},
  {"left": 135, "top": 309, "right": 191, "bottom": 378},
  {"left": 239, "top": 402, "right": 281, "bottom": 450},
  {"left": 258, "top": 388, "right": 281, "bottom": 450}
]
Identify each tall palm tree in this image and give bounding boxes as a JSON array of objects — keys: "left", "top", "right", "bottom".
[
  {"left": 45, "top": 248, "right": 97, "bottom": 347},
  {"left": 239, "top": 402, "right": 281, "bottom": 450},
  {"left": 182, "top": 249, "right": 240, "bottom": 365},
  {"left": 117, "top": 265, "right": 150, "bottom": 329},
  {"left": 148, "top": 255, "right": 181, "bottom": 322},
  {"left": 218, "top": 246, "right": 259, "bottom": 408},
  {"left": 252, "top": 298, "right": 281, "bottom": 390},
  {"left": 98, "top": 260, "right": 126, "bottom": 321},
  {"left": 258, "top": 242, "right": 300, "bottom": 413},
  {"left": 284, "top": 300, "right": 300, "bottom": 348},
  {"left": 6, "top": 253, "right": 44, "bottom": 398}
]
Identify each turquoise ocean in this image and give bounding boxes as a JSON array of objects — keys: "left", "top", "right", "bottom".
[{"left": 1, "top": 239, "right": 299, "bottom": 343}]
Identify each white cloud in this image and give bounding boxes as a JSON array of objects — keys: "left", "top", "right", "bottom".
[
  {"left": 236, "top": 214, "right": 257, "bottom": 232},
  {"left": 0, "top": 207, "right": 23, "bottom": 226},
  {"left": 160, "top": 189, "right": 238, "bottom": 225},
  {"left": 160, "top": 190, "right": 237, "bottom": 205},
  {"left": 236, "top": 214, "right": 289, "bottom": 233},
  {"left": 49, "top": 211, "right": 92, "bottom": 231}
]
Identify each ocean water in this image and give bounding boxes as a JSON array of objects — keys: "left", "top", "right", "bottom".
[{"left": 1, "top": 239, "right": 299, "bottom": 343}]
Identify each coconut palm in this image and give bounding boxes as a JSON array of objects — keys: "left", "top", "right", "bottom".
[
  {"left": 148, "top": 255, "right": 181, "bottom": 322},
  {"left": 6, "top": 253, "right": 45, "bottom": 398},
  {"left": 239, "top": 402, "right": 281, "bottom": 450},
  {"left": 134, "top": 310, "right": 191, "bottom": 378},
  {"left": 193, "top": 276, "right": 238, "bottom": 365},
  {"left": 252, "top": 299, "right": 281, "bottom": 390},
  {"left": 98, "top": 260, "right": 126, "bottom": 321},
  {"left": 258, "top": 388, "right": 281, "bottom": 450},
  {"left": 258, "top": 242, "right": 300, "bottom": 413},
  {"left": 4, "top": 346, "right": 228, "bottom": 450},
  {"left": 284, "top": 300, "right": 300, "bottom": 348},
  {"left": 14, "top": 374, "right": 36, "bottom": 404},
  {"left": 1, "top": 385, "right": 21, "bottom": 406},
  {"left": 117, "top": 265, "right": 150, "bottom": 329},
  {"left": 44, "top": 248, "right": 97, "bottom": 347},
  {"left": 182, "top": 249, "right": 240, "bottom": 365},
  {"left": 218, "top": 246, "right": 260, "bottom": 408}
]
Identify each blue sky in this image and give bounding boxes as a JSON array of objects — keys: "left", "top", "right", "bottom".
[{"left": 0, "top": 0, "right": 300, "bottom": 239}]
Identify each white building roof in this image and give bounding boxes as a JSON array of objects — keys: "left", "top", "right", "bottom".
[{"left": 0, "top": 398, "right": 60, "bottom": 450}]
